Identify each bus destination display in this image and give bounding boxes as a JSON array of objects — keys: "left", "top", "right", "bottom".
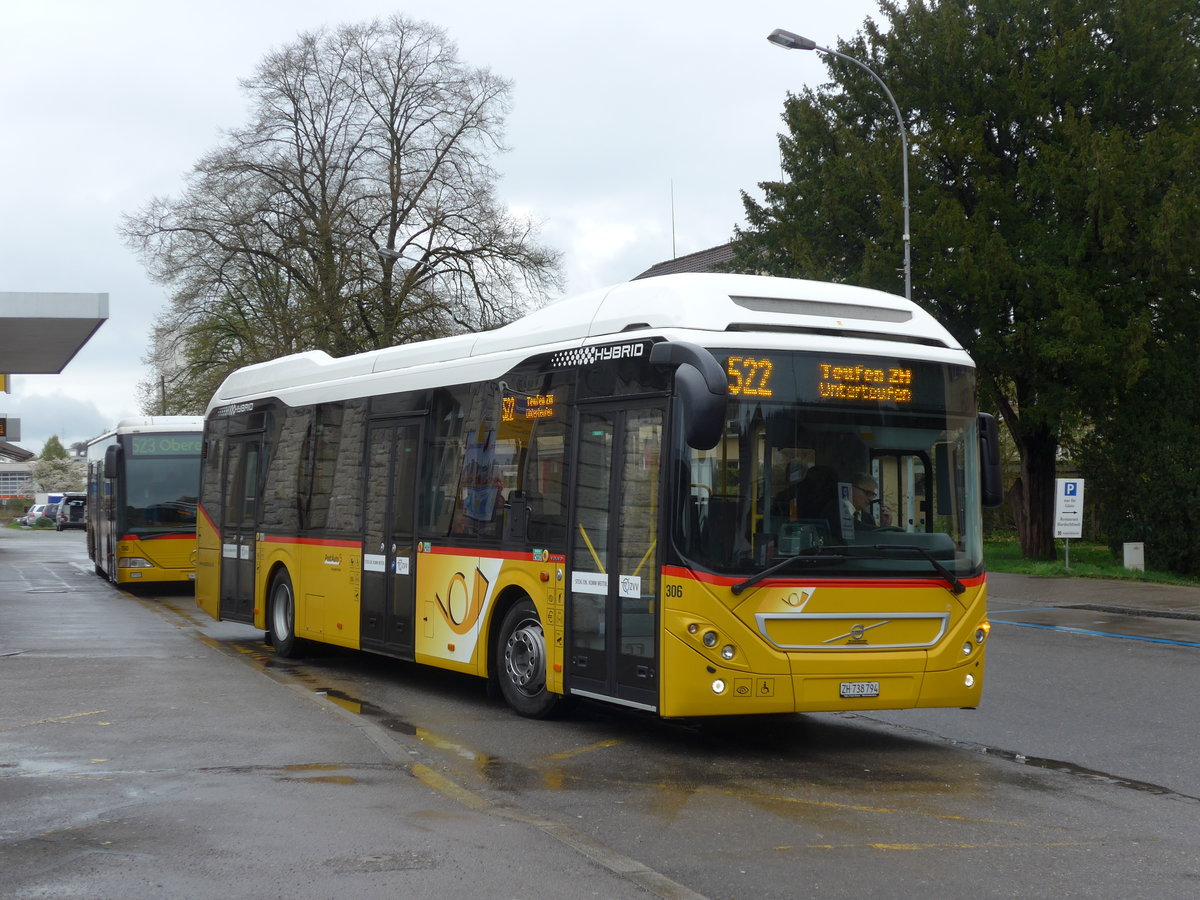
[
  {"left": 818, "top": 361, "right": 913, "bottom": 404},
  {"left": 501, "top": 393, "right": 556, "bottom": 422},
  {"left": 130, "top": 434, "right": 205, "bottom": 456}
]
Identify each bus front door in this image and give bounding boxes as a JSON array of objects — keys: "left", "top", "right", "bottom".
[
  {"left": 219, "top": 436, "right": 260, "bottom": 624},
  {"left": 567, "top": 403, "right": 663, "bottom": 711},
  {"left": 360, "top": 420, "right": 421, "bottom": 658}
]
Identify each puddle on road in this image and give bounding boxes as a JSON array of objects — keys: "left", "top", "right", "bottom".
[
  {"left": 274, "top": 762, "right": 360, "bottom": 785},
  {"left": 316, "top": 688, "right": 366, "bottom": 714},
  {"left": 375, "top": 717, "right": 418, "bottom": 736},
  {"left": 285, "top": 774, "right": 359, "bottom": 784},
  {"left": 975, "top": 744, "right": 1199, "bottom": 802},
  {"left": 307, "top": 685, "right": 526, "bottom": 784}
]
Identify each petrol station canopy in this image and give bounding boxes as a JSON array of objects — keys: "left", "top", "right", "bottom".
[
  {"left": 0, "top": 291, "right": 108, "bottom": 459},
  {"left": 0, "top": 292, "right": 109, "bottom": 375}
]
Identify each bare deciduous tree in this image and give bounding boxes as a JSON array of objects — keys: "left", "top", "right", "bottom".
[{"left": 124, "top": 15, "right": 562, "bottom": 414}]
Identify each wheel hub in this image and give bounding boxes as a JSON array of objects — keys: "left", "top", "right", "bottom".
[{"left": 505, "top": 620, "right": 546, "bottom": 696}]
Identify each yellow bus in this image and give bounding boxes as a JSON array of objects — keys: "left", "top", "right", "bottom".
[
  {"left": 87, "top": 416, "right": 204, "bottom": 584},
  {"left": 195, "top": 273, "right": 1001, "bottom": 718}
]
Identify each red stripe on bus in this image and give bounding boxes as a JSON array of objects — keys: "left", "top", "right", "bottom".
[{"left": 119, "top": 533, "right": 195, "bottom": 542}]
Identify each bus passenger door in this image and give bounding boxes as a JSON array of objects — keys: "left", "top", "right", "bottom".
[
  {"left": 361, "top": 420, "right": 421, "bottom": 658},
  {"left": 219, "top": 436, "right": 260, "bottom": 624},
  {"left": 567, "top": 403, "right": 663, "bottom": 711}
]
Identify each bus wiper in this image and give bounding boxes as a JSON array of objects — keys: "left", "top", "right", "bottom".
[
  {"left": 730, "top": 548, "right": 847, "bottom": 596},
  {"left": 866, "top": 544, "right": 966, "bottom": 595}
]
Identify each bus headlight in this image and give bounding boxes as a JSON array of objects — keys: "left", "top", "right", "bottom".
[
  {"left": 712, "top": 679, "right": 726, "bottom": 694},
  {"left": 962, "top": 641, "right": 973, "bottom": 656},
  {"left": 118, "top": 557, "right": 154, "bottom": 568},
  {"left": 975, "top": 624, "right": 990, "bottom": 644},
  {"left": 721, "top": 644, "right": 736, "bottom": 660},
  {"left": 702, "top": 631, "right": 718, "bottom": 648}
]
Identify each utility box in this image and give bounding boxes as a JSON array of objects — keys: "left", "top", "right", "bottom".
[{"left": 1123, "top": 542, "right": 1145, "bottom": 572}]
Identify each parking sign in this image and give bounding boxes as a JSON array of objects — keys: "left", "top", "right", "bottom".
[{"left": 1054, "top": 478, "right": 1084, "bottom": 538}]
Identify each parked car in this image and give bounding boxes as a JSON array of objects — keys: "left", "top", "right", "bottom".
[
  {"left": 20, "top": 504, "right": 49, "bottom": 526},
  {"left": 57, "top": 496, "right": 87, "bottom": 531}
]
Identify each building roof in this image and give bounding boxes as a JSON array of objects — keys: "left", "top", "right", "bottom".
[{"left": 632, "top": 243, "right": 736, "bottom": 280}]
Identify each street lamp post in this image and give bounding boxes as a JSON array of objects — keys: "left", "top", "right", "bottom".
[{"left": 767, "top": 28, "right": 912, "bottom": 301}]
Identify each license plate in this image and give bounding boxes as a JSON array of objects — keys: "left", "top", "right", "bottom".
[{"left": 840, "top": 681, "right": 880, "bottom": 698}]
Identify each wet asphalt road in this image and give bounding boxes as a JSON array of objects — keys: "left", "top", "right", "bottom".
[
  {"left": 3, "top": 526, "right": 1199, "bottom": 899},
  {"left": 1, "top": 528, "right": 667, "bottom": 900}
]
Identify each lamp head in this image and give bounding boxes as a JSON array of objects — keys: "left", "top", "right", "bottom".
[{"left": 767, "top": 29, "right": 817, "bottom": 51}]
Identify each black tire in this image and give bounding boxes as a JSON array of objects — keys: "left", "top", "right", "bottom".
[
  {"left": 495, "top": 598, "right": 562, "bottom": 719},
  {"left": 268, "top": 569, "right": 302, "bottom": 658}
]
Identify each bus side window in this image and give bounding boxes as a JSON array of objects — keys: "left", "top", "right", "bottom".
[
  {"left": 326, "top": 400, "right": 365, "bottom": 533},
  {"left": 526, "top": 420, "right": 566, "bottom": 543},
  {"left": 200, "top": 420, "right": 227, "bottom": 519},
  {"left": 304, "top": 404, "right": 343, "bottom": 531},
  {"left": 262, "top": 407, "right": 309, "bottom": 532},
  {"left": 422, "top": 387, "right": 468, "bottom": 535}
]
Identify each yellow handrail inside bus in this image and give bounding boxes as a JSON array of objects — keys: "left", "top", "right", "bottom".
[
  {"left": 577, "top": 523, "right": 605, "bottom": 573},
  {"left": 632, "top": 540, "right": 657, "bottom": 578}
]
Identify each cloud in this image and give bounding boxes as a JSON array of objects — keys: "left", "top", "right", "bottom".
[{"left": 3, "top": 391, "right": 122, "bottom": 454}]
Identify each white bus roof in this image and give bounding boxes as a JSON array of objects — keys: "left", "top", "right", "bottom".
[
  {"left": 88, "top": 416, "right": 206, "bottom": 447},
  {"left": 207, "top": 273, "right": 969, "bottom": 412}
]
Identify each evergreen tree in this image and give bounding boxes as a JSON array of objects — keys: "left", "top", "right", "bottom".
[
  {"left": 733, "top": 0, "right": 1200, "bottom": 559},
  {"left": 40, "top": 435, "right": 69, "bottom": 460}
]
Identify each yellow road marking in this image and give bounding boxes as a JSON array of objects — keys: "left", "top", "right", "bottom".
[
  {"left": 1, "top": 710, "right": 108, "bottom": 732},
  {"left": 792, "top": 840, "right": 1110, "bottom": 851},
  {"left": 547, "top": 739, "right": 624, "bottom": 760},
  {"left": 411, "top": 762, "right": 494, "bottom": 812}
]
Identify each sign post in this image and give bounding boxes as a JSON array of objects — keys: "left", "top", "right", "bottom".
[{"left": 1054, "top": 478, "right": 1085, "bottom": 569}]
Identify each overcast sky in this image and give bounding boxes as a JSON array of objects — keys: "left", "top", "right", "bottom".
[{"left": 2, "top": 0, "right": 880, "bottom": 453}]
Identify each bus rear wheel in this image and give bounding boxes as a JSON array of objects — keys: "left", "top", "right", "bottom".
[
  {"left": 268, "top": 569, "right": 302, "bottom": 658},
  {"left": 496, "top": 599, "right": 562, "bottom": 719}
]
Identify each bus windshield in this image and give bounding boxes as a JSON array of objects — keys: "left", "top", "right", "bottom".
[
  {"left": 123, "top": 441, "right": 201, "bottom": 536},
  {"left": 674, "top": 349, "right": 984, "bottom": 580}
]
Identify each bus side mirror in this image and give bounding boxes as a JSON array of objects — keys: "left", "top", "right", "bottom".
[
  {"left": 978, "top": 412, "right": 1003, "bottom": 508},
  {"left": 650, "top": 341, "right": 727, "bottom": 451},
  {"left": 103, "top": 444, "right": 121, "bottom": 480}
]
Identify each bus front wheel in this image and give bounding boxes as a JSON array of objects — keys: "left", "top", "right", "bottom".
[
  {"left": 496, "top": 599, "right": 562, "bottom": 719},
  {"left": 268, "top": 570, "right": 302, "bottom": 658}
]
